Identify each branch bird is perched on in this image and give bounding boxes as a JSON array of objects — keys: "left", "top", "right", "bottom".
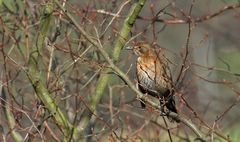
[{"left": 128, "top": 42, "right": 177, "bottom": 114}]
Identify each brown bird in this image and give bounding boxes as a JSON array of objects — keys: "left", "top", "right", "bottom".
[{"left": 129, "top": 42, "right": 177, "bottom": 113}]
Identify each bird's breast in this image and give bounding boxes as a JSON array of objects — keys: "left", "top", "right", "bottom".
[{"left": 136, "top": 57, "right": 169, "bottom": 95}]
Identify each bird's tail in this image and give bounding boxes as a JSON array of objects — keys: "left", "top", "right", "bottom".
[
  {"left": 161, "top": 90, "right": 177, "bottom": 113},
  {"left": 160, "top": 96, "right": 179, "bottom": 123},
  {"left": 165, "top": 96, "right": 177, "bottom": 113}
]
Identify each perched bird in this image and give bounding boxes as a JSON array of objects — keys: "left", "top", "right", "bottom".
[{"left": 128, "top": 42, "right": 177, "bottom": 113}]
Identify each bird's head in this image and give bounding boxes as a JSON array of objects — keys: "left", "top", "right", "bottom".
[{"left": 126, "top": 42, "right": 152, "bottom": 56}]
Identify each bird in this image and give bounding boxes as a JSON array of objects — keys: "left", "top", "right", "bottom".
[{"left": 128, "top": 42, "right": 177, "bottom": 114}]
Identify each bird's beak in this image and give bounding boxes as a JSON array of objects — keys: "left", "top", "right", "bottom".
[{"left": 125, "top": 46, "right": 133, "bottom": 50}]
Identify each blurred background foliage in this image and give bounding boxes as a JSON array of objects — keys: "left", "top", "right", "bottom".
[{"left": 0, "top": 0, "right": 240, "bottom": 141}]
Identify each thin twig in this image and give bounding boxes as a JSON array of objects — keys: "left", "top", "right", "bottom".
[
  {"left": 175, "top": 1, "right": 194, "bottom": 87},
  {"left": 139, "top": 3, "right": 240, "bottom": 24},
  {"left": 162, "top": 116, "right": 173, "bottom": 142},
  {"left": 100, "top": 0, "right": 131, "bottom": 38}
]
